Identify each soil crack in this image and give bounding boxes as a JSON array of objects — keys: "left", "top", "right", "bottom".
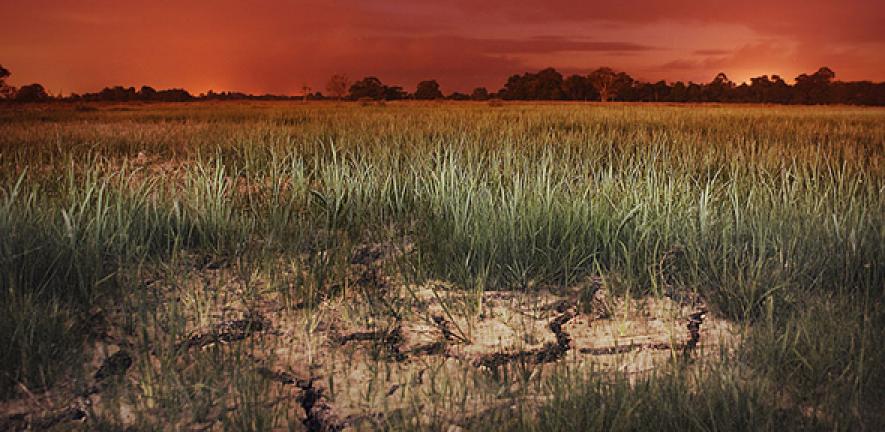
[
  {"left": 258, "top": 367, "right": 346, "bottom": 432},
  {"left": 473, "top": 311, "right": 575, "bottom": 371},
  {"left": 177, "top": 315, "right": 267, "bottom": 351}
]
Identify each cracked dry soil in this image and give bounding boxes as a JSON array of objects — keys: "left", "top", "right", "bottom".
[{"left": 0, "top": 244, "right": 737, "bottom": 431}]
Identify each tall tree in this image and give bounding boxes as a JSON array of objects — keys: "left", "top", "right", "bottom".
[
  {"left": 348, "top": 76, "right": 386, "bottom": 100},
  {"left": 414, "top": 80, "right": 443, "bottom": 100},
  {"left": 748, "top": 75, "right": 774, "bottom": 103},
  {"left": 14, "top": 83, "right": 49, "bottom": 102},
  {"left": 139, "top": 85, "right": 157, "bottom": 101},
  {"left": 794, "top": 67, "right": 835, "bottom": 104},
  {"left": 500, "top": 68, "right": 565, "bottom": 100},
  {"left": 532, "top": 68, "right": 565, "bottom": 100},
  {"left": 704, "top": 72, "right": 735, "bottom": 101},
  {"left": 588, "top": 68, "right": 633, "bottom": 102},
  {"left": 0, "top": 64, "right": 15, "bottom": 99},
  {"left": 325, "top": 74, "right": 350, "bottom": 100},
  {"left": 768, "top": 75, "right": 791, "bottom": 104},
  {"left": 668, "top": 81, "right": 687, "bottom": 102},
  {"left": 563, "top": 75, "right": 595, "bottom": 101}
]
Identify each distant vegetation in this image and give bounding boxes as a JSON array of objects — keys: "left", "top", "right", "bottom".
[{"left": 1, "top": 63, "right": 884, "bottom": 105}]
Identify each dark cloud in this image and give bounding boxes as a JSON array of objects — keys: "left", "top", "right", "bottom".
[
  {"left": 445, "top": 0, "right": 885, "bottom": 43},
  {"left": 473, "top": 36, "right": 656, "bottom": 53}
]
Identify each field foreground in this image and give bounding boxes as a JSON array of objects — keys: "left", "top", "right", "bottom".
[{"left": 0, "top": 102, "right": 883, "bottom": 431}]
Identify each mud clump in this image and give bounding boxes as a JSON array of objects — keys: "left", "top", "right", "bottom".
[
  {"left": 334, "top": 326, "right": 408, "bottom": 361},
  {"left": 177, "top": 315, "right": 266, "bottom": 351},
  {"left": 94, "top": 350, "right": 133, "bottom": 382},
  {"left": 579, "top": 342, "right": 673, "bottom": 355},
  {"left": 683, "top": 310, "right": 706, "bottom": 356},
  {"left": 299, "top": 380, "right": 346, "bottom": 432},
  {"left": 473, "top": 311, "right": 575, "bottom": 370},
  {"left": 432, "top": 315, "right": 460, "bottom": 341}
]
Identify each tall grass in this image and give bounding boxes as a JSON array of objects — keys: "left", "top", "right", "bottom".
[{"left": 0, "top": 102, "right": 882, "bottom": 428}]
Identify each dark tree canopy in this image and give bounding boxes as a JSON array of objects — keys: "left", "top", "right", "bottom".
[
  {"left": 563, "top": 75, "right": 597, "bottom": 101},
  {"left": 470, "top": 87, "right": 490, "bottom": 100},
  {"left": 348, "top": 76, "right": 387, "bottom": 100},
  {"left": 587, "top": 67, "right": 634, "bottom": 102},
  {"left": 501, "top": 68, "right": 565, "bottom": 100},
  {"left": 447, "top": 91, "right": 470, "bottom": 100},
  {"left": 1, "top": 62, "right": 883, "bottom": 105},
  {"left": 0, "top": 64, "right": 15, "bottom": 99},
  {"left": 139, "top": 86, "right": 158, "bottom": 100},
  {"left": 483, "top": 65, "right": 884, "bottom": 105},
  {"left": 793, "top": 67, "right": 837, "bottom": 104},
  {"left": 383, "top": 85, "right": 407, "bottom": 100},
  {"left": 704, "top": 72, "right": 736, "bottom": 101},
  {"left": 347, "top": 76, "right": 411, "bottom": 100},
  {"left": 15, "top": 83, "right": 49, "bottom": 102},
  {"left": 68, "top": 86, "right": 193, "bottom": 102},
  {"left": 414, "top": 80, "right": 443, "bottom": 100}
]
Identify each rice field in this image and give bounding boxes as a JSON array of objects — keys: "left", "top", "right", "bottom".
[{"left": 0, "top": 101, "right": 883, "bottom": 431}]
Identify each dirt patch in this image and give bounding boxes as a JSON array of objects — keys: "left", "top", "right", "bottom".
[
  {"left": 0, "top": 249, "right": 740, "bottom": 431},
  {"left": 250, "top": 280, "right": 736, "bottom": 429}
]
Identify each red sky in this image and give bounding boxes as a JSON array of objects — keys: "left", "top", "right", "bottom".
[{"left": 2, "top": 0, "right": 884, "bottom": 95}]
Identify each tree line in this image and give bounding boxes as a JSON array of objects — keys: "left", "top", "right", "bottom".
[
  {"left": 332, "top": 67, "right": 884, "bottom": 105},
  {"left": 2, "top": 64, "right": 884, "bottom": 105}
]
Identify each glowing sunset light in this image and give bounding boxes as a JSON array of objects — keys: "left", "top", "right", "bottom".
[{"left": 0, "top": 0, "right": 883, "bottom": 95}]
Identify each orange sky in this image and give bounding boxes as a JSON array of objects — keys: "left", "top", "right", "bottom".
[{"left": 2, "top": 0, "right": 884, "bottom": 95}]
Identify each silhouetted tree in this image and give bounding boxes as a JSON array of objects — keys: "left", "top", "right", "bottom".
[
  {"left": 470, "top": 87, "right": 490, "bottom": 100},
  {"left": 649, "top": 80, "right": 670, "bottom": 102},
  {"left": 414, "top": 80, "right": 443, "bottom": 100},
  {"left": 563, "top": 75, "right": 596, "bottom": 101},
  {"left": 669, "top": 81, "right": 687, "bottom": 102},
  {"left": 155, "top": 88, "right": 193, "bottom": 102},
  {"left": 0, "top": 65, "right": 16, "bottom": 99},
  {"left": 3, "top": 63, "right": 880, "bottom": 106},
  {"left": 831, "top": 80, "right": 884, "bottom": 105},
  {"left": 588, "top": 68, "right": 633, "bottom": 102},
  {"left": 499, "top": 75, "right": 523, "bottom": 99},
  {"left": 500, "top": 68, "right": 565, "bottom": 100},
  {"left": 685, "top": 82, "right": 704, "bottom": 102},
  {"left": 349, "top": 76, "right": 386, "bottom": 100},
  {"left": 326, "top": 74, "right": 350, "bottom": 100},
  {"left": 748, "top": 75, "right": 774, "bottom": 103},
  {"left": 139, "top": 85, "right": 157, "bottom": 101},
  {"left": 383, "top": 85, "right": 407, "bottom": 100},
  {"left": 533, "top": 68, "right": 565, "bottom": 100},
  {"left": 634, "top": 80, "right": 670, "bottom": 102},
  {"left": 15, "top": 83, "right": 50, "bottom": 102},
  {"left": 87, "top": 86, "right": 137, "bottom": 101},
  {"left": 794, "top": 67, "right": 835, "bottom": 104},
  {"left": 704, "top": 72, "right": 735, "bottom": 102},
  {"left": 768, "top": 75, "right": 792, "bottom": 104}
]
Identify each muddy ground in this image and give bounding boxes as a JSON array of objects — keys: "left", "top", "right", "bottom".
[{"left": 1, "top": 243, "right": 738, "bottom": 431}]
